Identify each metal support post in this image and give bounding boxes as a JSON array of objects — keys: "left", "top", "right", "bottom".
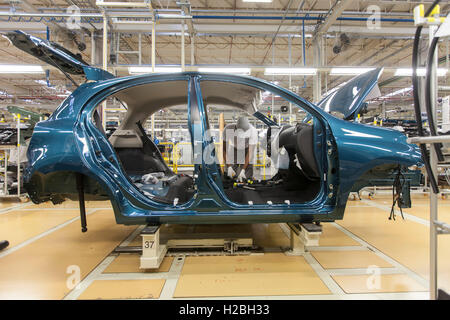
[
  {"left": 190, "top": 34, "right": 195, "bottom": 66},
  {"left": 181, "top": 21, "right": 185, "bottom": 71},
  {"left": 408, "top": 13, "right": 449, "bottom": 298},
  {"left": 91, "top": 30, "right": 96, "bottom": 65},
  {"left": 288, "top": 34, "right": 292, "bottom": 125},
  {"left": 442, "top": 96, "right": 450, "bottom": 132},
  {"left": 116, "top": 32, "right": 120, "bottom": 64},
  {"left": 150, "top": 17, "right": 156, "bottom": 139},
  {"left": 3, "top": 148, "right": 7, "bottom": 196},
  {"left": 138, "top": 33, "right": 142, "bottom": 65},
  {"left": 102, "top": 12, "right": 108, "bottom": 130},
  {"left": 16, "top": 114, "right": 20, "bottom": 197},
  {"left": 312, "top": 36, "right": 323, "bottom": 103},
  {"left": 429, "top": 24, "right": 438, "bottom": 301},
  {"left": 151, "top": 21, "right": 155, "bottom": 72}
]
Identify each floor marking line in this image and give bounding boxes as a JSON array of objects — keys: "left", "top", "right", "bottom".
[
  {"left": 331, "top": 222, "right": 429, "bottom": 290},
  {"left": 63, "top": 225, "right": 145, "bottom": 300},
  {"left": 20, "top": 207, "right": 111, "bottom": 211},
  {"left": 327, "top": 267, "right": 402, "bottom": 276},
  {"left": 302, "top": 252, "right": 345, "bottom": 295},
  {"left": 278, "top": 223, "right": 291, "bottom": 239},
  {"left": 0, "top": 208, "right": 99, "bottom": 259},
  {"left": 306, "top": 246, "right": 368, "bottom": 251},
  {"left": 0, "top": 201, "right": 33, "bottom": 215},
  {"left": 63, "top": 256, "right": 117, "bottom": 300},
  {"left": 279, "top": 223, "right": 346, "bottom": 295},
  {"left": 97, "top": 272, "right": 170, "bottom": 280},
  {"left": 361, "top": 199, "right": 429, "bottom": 227},
  {"left": 172, "top": 291, "right": 428, "bottom": 300},
  {"left": 115, "top": 225, "right": 145, "bottom": 247},
  {"left": 159, "top": 255, "right": 185, "bottom": 299}
]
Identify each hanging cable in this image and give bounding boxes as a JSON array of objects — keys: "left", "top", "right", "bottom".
[
  {"left": 389, "top": 166, "right": 406, "bottom": 221},
  {"left": 412, "top": 0, "right": 441, "bottom": 194},
  {"left": 425, "top": 36, "right": 444, "bottom": 162}
]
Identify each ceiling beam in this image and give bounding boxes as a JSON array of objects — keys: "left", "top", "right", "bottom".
[
  {"left": 313, "top": 0, "right": 354, "bottom": 39},
  {"left": 0, "top": 21, "right": 421, "bottom": 37},
  {"left": 17, "top": 0, "right": 63, "bottom": 31}
]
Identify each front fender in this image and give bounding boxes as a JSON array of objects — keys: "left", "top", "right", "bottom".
[{"left": 330, "top": 119, "right": 422, "bottom": 195}]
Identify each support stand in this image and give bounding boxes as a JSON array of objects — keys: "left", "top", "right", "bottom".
[
  {"left": 287, "top": 222, "right": 322, "bottom": 254},
  {"left": 76, "top": 173, "right": 87, "bottom": 233},
  {"left": 140, "top": 224, "right": 168, "bottom": 269},
  {"left": 114, "top": 225, "right": 253, "bottom": 269}
]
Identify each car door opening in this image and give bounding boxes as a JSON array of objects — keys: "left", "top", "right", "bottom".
[
  {"left": 91, "top": 80, "right": 196, "bottom": 205},
  {"left": 199, "top": 80, "right": 323, "bottom": 205}
]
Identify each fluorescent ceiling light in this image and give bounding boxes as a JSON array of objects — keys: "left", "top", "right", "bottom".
[
  {"left": 0, "top": 65, "right": 44, "bottom": 74},
  {"left": 242, "top": 0, "right": 272, "bottom": 2},
  {"left": 197, "top": 67, "right": 251, "bottom": 75},
  {"left": 395, "top": 68, "right": 448, "bottom": 77},
  {"left": 128, "top": 66, "right": 182, "bottom": 74},
  {"left": 330, "top": 67, "right": 375, "bottom": 75},
  {"left": 264, "top": 67, "right": 317, "bottom": 75},
  {"left": 157, "top": 14, "right": 192, "bottom": 19},
  {"left": 111, "top": 19, "right": 154, "bottom": 25}
]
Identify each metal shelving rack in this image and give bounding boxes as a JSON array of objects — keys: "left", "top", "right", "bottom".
[
  {"left": 409, "top": 134, "right": 450, "bottom": 300},
  {"left": 0, "top": 115, "right": 24, "bottom": 199},
  {"left": 407, "top": 9, "right": 450, "bottom": 299}
]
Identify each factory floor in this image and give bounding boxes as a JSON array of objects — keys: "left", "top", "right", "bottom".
[{"left": 0, "top": 193, "right": 447, "bottom": 300}]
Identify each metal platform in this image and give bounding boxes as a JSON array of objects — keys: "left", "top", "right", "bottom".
[{"left": 113, "top": 222, "right": 323, "bottom": 269}]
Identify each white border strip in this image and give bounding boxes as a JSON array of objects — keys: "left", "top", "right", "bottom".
[
  {"left": 0, "top": 201, "right": 33, "bottom": 215},
  {"left": 159, "top": 256, "right": 185, "bottom": 299},
  {"left": 63, "top": 225, "right": 145, "bottom": 300},
  {"left": 331, "top": 222, "right": 429, "bottom": 289},
  {"left": 0, "top": 208, "right": 99, "bottom": 259},
  {"left": 361, "top": 199, "right": 430, "bottom": 227}
]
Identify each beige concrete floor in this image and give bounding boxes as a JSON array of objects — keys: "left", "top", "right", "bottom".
[{"left": 0, "top": 193, "right": 446, "bottom": 300}]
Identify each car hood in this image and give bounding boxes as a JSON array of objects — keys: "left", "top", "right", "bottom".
[
  {"left": 317, "top": 68, "right": 383, "bottom": 120},
  {"left": 4, "top": 30, "right": 115, "bottom": 81}
]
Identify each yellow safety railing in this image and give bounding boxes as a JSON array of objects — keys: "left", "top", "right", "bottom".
[
  {"left": 158, "top": 142, "right": 175, "bottom": 170},
  {"left": 158, "top": 141, "right": 268, "bottom": 179}
]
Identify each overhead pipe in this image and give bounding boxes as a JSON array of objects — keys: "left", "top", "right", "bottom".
[
  {"left": 0, "top": 11, "right": 416, "bottom": 22},
  {"left": 0, "top": 26, "right": 417, "bottom": 40},
  {"left": 0, "top": 5, "right": 417, "bottom": 17},
  {"left": 191, "top": 15, "right": 415, "bottom": 23},
  {"left": 190, "top": 9, "right": 414, "bottom": 17},
  {"left": 0, "top": 11, "right": 191, "bottom": 19},
  {"left": 301, "top": 15, "right": 307, "bottom": 89}
]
